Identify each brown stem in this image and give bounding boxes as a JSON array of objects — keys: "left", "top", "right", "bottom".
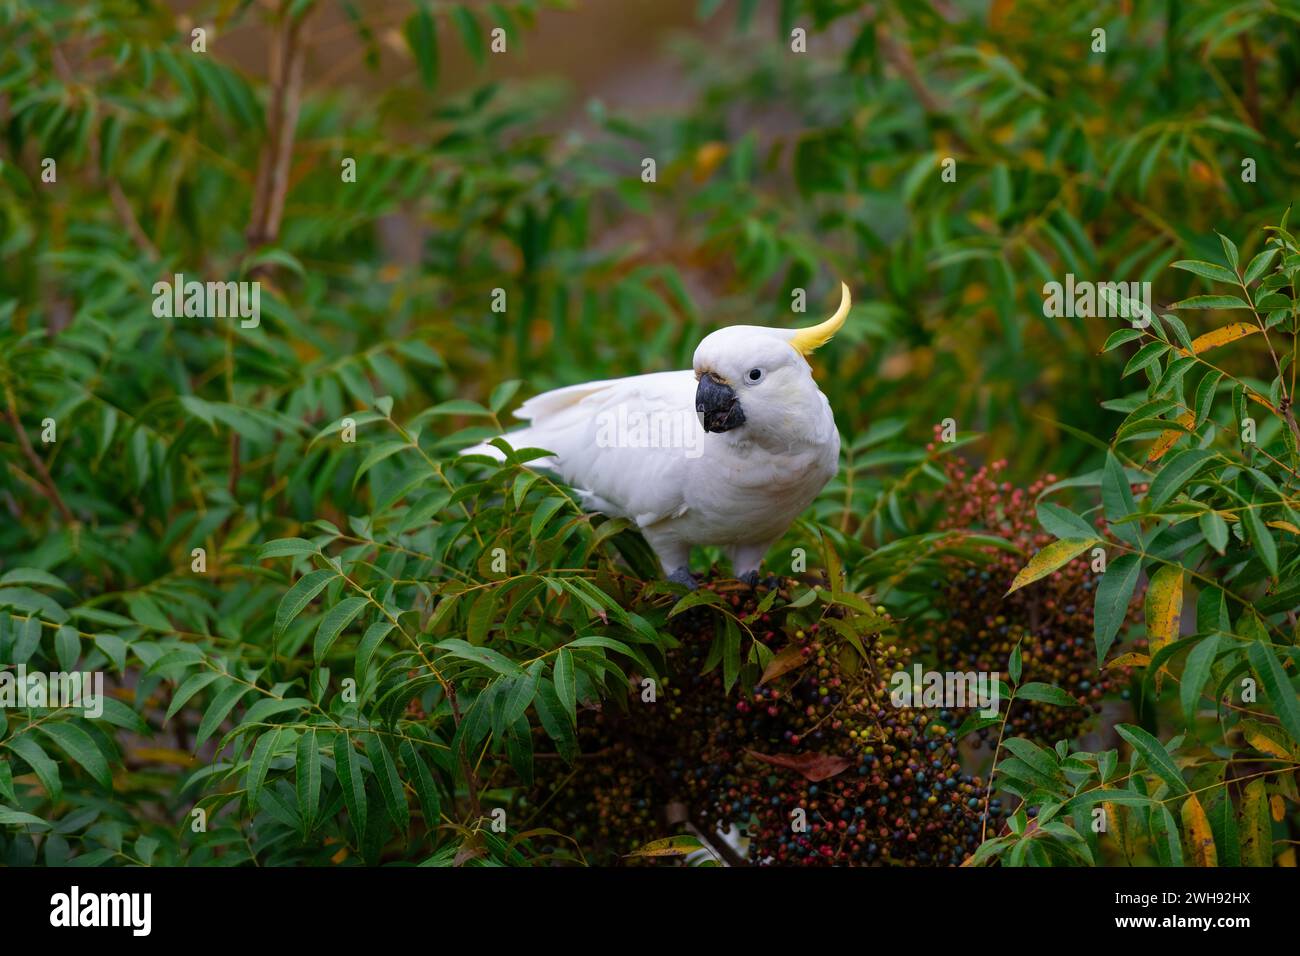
[
  {"left": 4, "top": 385, "right": 74, "bottom": 524},
  {"left": 445, "top": 683, "right": 483, "bottom": 819},
  {"left": 1239, "top": 35, "right": 1260, "bottom": 129},
  {"left": 50, "top": 48, "right": 158, "bottom": 261},
  {"left": 246, "top": 11, "right": 307, "bottom": 254},
  {"left": 876, "top": 21, "right": 972, "bottom": 154}
]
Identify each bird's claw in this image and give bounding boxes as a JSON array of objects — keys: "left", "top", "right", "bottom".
[
  {"left": 668, "top": 566, "right": 699, "bottom": 590},
  {"left": 739, "top": 570, "right": 760, "bottom": 587}
]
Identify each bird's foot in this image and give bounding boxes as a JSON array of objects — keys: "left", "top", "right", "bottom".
[
  {"left": 739, "top": 570, "right": 780, "bottom": 589},
  {"left": 739, "top": 570, "right": 760, "bottom": 587},
  {"left": 668, "top": 566, "right": 699, "bottom": 590}
]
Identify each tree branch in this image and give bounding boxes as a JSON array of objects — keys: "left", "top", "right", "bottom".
[
  {"left": 246, "top": 11, "right": 307, "bottom": 253},
  {"left": 4, "top": 385, "right": 74, "bottom": 525},
  {"left": 50, "top": 48, "right": 158, "bottom": 261}
]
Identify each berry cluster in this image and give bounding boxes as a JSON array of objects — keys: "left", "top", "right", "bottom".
[
  {"left": 521, "top": 579, "right": 993, "bottom": 865},
  {"left": 921, "top": 453, "right": 1141, "bottom": 744}
]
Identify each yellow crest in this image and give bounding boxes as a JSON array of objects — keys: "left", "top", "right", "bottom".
[{"left": 787, "top": 282, "right": 851, "bottom": 356}]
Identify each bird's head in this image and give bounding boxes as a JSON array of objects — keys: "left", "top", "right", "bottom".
[{"left": 691, "top": 282, "right": 851, "bottom": 441}]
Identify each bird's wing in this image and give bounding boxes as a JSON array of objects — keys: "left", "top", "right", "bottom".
[{"left": 462, "top": 370, "right": 700, "bottom": 527}]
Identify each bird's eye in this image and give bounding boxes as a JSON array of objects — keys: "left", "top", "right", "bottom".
[{"left": 746, "top": 368, "right": 764, "bottom": 383}]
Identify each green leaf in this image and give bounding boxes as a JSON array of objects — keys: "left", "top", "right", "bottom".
[
  {"left": 165, "top": 672, "right": 221, "bottom": 723},
  {"left": 355, "top": 620, "right": 395, "bottom": 690},
  {"left": 1180, "top": 634, "right": 1220, "bottom": 726},
  {"left": 295, "top": 729, "right": 321, "bottom": 835},
  {"left": 274, "top": 569, "right": 336, "bottom": 638},
  {"left": 54, "top": 624, "right": 79, "bottom": 670},
  {"left": 257, "top": 538, "right": 320, "bottom": 560},
  {"left": 0, "top": 568, "right": 71, "bottom": 591},
  {"left": 1199, "top": 510, "right": 1229, "bottom": 554},
  {"left": 1153, "top": 804, "right": 1183, "bottom": 866},
  {"left": 1170, "top": 295, "right": 1250, "bottom": 310},
  {"left": 668, "top": 589, "right": 724, "bottom": 615},
  {"left": 435, "top": 638, "right": 525, "bottom": 677},
  {"left": 236, "top": 696, "right": 310, "bottom": 728},
  {"left": 36, "top": 722, "right": 111, "bottom": 790},
  {"left": 0, "top": 805, "right": 51, "bottom": 830},
  {"left": 245, "top": 728, "right": 280, "bottom": 812},
  {"left": 533, "top": 679, "right": 577, "bottom": 763},
  {"left": 352, "top": 440, "right": 409, "bottom": 490},
  {"left": 399, "top": 741, "right": 441, "bottom": 828},
  {"left": 1093, "top": 554, "right": 1141, "bottom": 664},
  {"left": 1101, "top": 328, "right": 1144, "bottom": 352},
  {"left": 1246, "top": 641, "right": 1300, "bottom": 747},
  {"left": 4, "top": 736, "right": 61, "bottom": 803},
  {"left": 1122, "top": 340, "right": 1169, "bottom": 377},
  {"left": 1193, "top": 369, "right": 1223, "bottom": 426},
  {"left": 1147, "top": 449, "right": 1215, "bottom": 508},
  {"left": 1115, "top": 723, "right": 1188, "bottom": 795},
  {"left": 1171, "top": 259, "right": 1238, "bottom": 284},
  {"left": 489, "top": 379, "right": 522, "bottom": 413},
  {"left": 1036, "top": 502, "right": 1097, "bottom": 540},
  {"left": 365, "top": 735, "right": 409, "bottom": 833},
  {"left": 335, "top": 733, "right": 368, "bottom": 840},
  {"left": 1241, "top": 495, "right": 1278, "bottom": 576},
  {"left": 452, "top": 5, "right": 486, "bottom": 64},
  {"left": 1102, "top": 451, "right": 1140, "bottom": 545},
  {"left": 553, "top": 648, "right": 576, "bottom": 724},
  {"left": 1016, "top": 682, "right": 1081, "bottom": 708},
  {"left": 500, "top": 661, "right": 540, "bottom": 728},
  {"left": 195, "top": 684, "right": 252, "bottom": 748},
  {"left": 529, "top": 497, "right": 567, "bottom": 539},
  {"left": 1243, "top": 247, "right": 1278, "bottom": 284},
  {"left": 1001, "top": 737, "right": 1061, "bottom": 782},
  {"left": 722, "top": 616, "right": 741, "bottom": 692},
  {"left": 404, "top": 6, "right": 439, "bottom": 89},
  {"left": 1217, "top": 232, "right": 1239, "bottom": 270},
  {"left": 313, "top": 596, "right": 368, "bottom": 662}
]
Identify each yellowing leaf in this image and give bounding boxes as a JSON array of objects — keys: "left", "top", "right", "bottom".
[
  {"left": 1104, "top": 652, "right": 1151, "bottom": 670},
  {"left": 626, "top": 834, "right": 704, "bottom": 858},
  {"left": 1144, "top": 564, "right": 1182, "bottom": 692},
  {"left": 1180, "top": 794, "right": 1217, "bottom": 867},
  {"left": 1144, "top": 565, "right": 1183, "bottom": 651},
  {"left": 1006, "top": 538, "right": 1096, "bottom": 594},
  {"left": 1240, "top": 719, "right": 1297, "bottom": 760},
  {"left": 1266, "top": 520, "right": 1300, "bottom": 535},
  {"left": 1271, "top": 794, "right": 1286, "bottom": 823},
  {"left": 1105, "top": 801, "right": 1133, "bottom": 864},
  {"left": 692, "top": 142, "right": 728, "bottom": 182},
  {"left": 1148, "top": 411, "right": 1195, "bottom": 462},
  {"left": 990, "top": 0, "right": 1016, "bottom": 29},
  {"left": 1187, "top": 322, "right": 1259, "bottom": 354},
  {"left": 1240, "top": 779, "right": 1273, "bottom": 867}
]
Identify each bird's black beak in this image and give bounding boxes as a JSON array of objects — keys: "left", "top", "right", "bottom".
[{"left": 695, "top": 371, "right": 746, "bottom": 433}]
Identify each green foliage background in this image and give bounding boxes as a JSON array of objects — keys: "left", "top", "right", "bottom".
[{"left": 0, "top": 0, "right": 1297, "bottom": 866}]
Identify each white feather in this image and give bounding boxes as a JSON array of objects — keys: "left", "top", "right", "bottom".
[{"left": 461, "top": 315, "right": 844, "bottom": 577}]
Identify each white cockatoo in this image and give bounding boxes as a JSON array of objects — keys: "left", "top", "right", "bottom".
[{"left": 461, "top": 283, "right": 851, "bottom": 587}]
